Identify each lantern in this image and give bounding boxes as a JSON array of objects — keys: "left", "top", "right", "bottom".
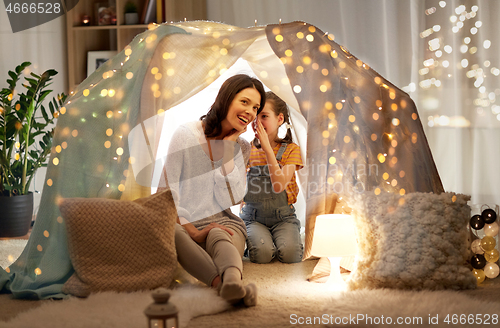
[{"left": 144, "top": 288, "right": 179, "bottom": 328}]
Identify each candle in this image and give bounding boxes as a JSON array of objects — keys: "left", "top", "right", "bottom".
[{"left": 82, "top": 15, "right": 90, "bottom": 26}]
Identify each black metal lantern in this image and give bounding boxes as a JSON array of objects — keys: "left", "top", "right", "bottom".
[{"left": 144, "top": 288, "right": 179, "bottom": 328}]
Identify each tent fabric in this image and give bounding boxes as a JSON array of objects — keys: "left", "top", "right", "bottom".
[
  {"left": 262, "top": 22, "right": 444, "bottom": 259},
  {"left": 0, "top": 21, "right": 443, "bottom": 299}
]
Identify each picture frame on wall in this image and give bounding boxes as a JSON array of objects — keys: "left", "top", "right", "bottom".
[{"left": 87, "top": 51, "right": 117, "bottom": 77}]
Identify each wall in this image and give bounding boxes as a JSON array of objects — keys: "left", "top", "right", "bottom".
[{"left": 0, "top": 6, "right": 67, "bottom": 214}]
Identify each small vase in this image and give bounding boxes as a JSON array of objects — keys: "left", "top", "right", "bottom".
[{"left": 125, "top": 12, "right": 139, "bottom": 25}]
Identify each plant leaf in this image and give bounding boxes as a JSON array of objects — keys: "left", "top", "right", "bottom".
[
  {"left": 15, "top": 62, "right": 31, "bottom": 74},
  {"left": 48, "top": 101, "right": 55, "bottom": 115},
  {"left": 8, "top": 71, "right": 17, "bottom": 81},
  {"left": 41, "top": 105, "right": 49, "bottom": 122},
  {"left": 25, "top": 77, "right": 38, "bottom": 85},
  {"left": 38, "top": 90, "right": 52, "bottom": 104}
]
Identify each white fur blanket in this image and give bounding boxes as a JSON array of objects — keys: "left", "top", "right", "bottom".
[
  {"left": 3, "top": 285, "right": 230, "bottom": 328},
  {"left": 1, "top": 239, "right": 229, "bottom": 328}
]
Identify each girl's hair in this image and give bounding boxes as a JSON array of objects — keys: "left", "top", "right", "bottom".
[
  {"left": 253, "top": 91, "right": 293, "bottom": 148},
  {"left": 201, "top": 74, "right": 266, "bottom": 138}
]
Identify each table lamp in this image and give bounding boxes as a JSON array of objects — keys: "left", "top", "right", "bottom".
[{"left": 310, "top": 214, "right": 357, "bottom": 289}]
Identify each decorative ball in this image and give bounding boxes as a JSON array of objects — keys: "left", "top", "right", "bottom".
[
  {"left": 471, "top": 239, "right": 485, "bottom": 254},
  {"left": 469, "top": 214, "right": 485, "bottom": 230},
  {"left": 481, "top": 236, "right": 496, "bottom": 251},
  {"left": 484, "top": 249, "right": 500, "bottom": 263},
  {"left": 482, "top": 208, "right": 497, "bottom": 224},
  {"left": 484, "top": 262, "right": 500, "bottom": 279},
  {"left": 472, "top": 269, "right": 486, "bottom": 283},
  {"left": 471, "top": 254, "right": 487, "bottom": 269},
  {"left": 484, "top": 222, "right": 499, "bottom": 237}
]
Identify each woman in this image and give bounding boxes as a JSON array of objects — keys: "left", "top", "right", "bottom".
[{"left": 164, "top": 74, "right": 265, "bottom": 306}]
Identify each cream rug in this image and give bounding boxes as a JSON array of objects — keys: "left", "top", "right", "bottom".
[
  {"left": 186, "top": 259, "right": 500, "bottom": 328},
  {"left": 3, "top": 239, "right": 500, "bottom": 328},
  {"left": 323, "top": 289, "right": 500, "bottom": 327},
  {"left": 0, "top": 239, "right": 27, "bottom": 269}
]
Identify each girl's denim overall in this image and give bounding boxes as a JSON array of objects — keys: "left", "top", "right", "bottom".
[{"left": 240, "top": 143, "right": 303, "bottom": 263}]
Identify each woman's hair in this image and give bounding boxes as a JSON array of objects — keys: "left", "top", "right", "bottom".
[
  {"left": 201, "top": 74, "right": 266, "bottom": 138},
  {"left": 253, "top": 91, "right": 293, "bottom": 148}
]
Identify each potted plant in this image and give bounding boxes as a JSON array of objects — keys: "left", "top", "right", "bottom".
[
  {"left": 124, "top": 1, "right": 139, "bottom": 25},
  {"left": 0, "top": 61, "right": 67, "bottom": 237}
]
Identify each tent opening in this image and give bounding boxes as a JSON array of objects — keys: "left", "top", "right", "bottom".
[{"left": 136, "top": 57, "right": 309, "bottom": 226}]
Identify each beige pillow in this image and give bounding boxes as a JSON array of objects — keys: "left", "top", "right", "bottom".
[
  {"left": 60, "top": 190, "right": 177, "bottom": 297},
  {"left": 348, "top": 192, "right": 476, "bottom": 291}
]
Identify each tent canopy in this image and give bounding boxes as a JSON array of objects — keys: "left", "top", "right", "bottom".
[{"left": 0, "top": 21, "right": 443, "bottom": 299}]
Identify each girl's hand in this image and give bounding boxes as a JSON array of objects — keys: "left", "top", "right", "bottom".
[
  {"left": 255, "top": 119, "right": 272, "bottom": 152},
  {"left": 224, "top": 125, "right": 247, "bottom": 142}
]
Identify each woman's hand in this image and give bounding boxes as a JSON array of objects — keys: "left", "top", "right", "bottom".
[
  {"left": 255, "top": 119, "right": 272, "bottom": 153},
  {"left": 188, "top": 222, "right": 234, "bottom": 243},
  {"left": 220, "top": 125, "right": 247, "bottom": 176},
  {"left": 223, "top": 125, "right": 247, "bottom": 142}
]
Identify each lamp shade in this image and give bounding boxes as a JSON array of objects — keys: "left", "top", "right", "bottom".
[{"left": 310, "top": 214, "right": 357, "bottom": 258}]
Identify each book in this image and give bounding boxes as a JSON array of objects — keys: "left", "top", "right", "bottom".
[
  {"left": 143, "top": 0, "right": 156, "bottom": 24},
  {"left": 156, "top": 0, "right": 163, "bottom": 23},
  {"left": 140, "top": 0, "right": 150, "bottom": 24}
]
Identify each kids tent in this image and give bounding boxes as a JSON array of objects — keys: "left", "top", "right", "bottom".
[{"left": 0, "top": 21, "right": 443, "bottom": 299}]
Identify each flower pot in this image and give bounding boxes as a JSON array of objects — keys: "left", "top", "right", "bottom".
[
  {"left": 0, "top": 192, "right": 33, "bottom": 237},
  {"left": 125, "top": 12, "right": 139, "bottom": 25}
]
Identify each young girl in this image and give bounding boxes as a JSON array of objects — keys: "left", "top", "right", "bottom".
[
  {"left": 163, "top": 74, "right": 265, "bottom": 306},
  {"left": 240, "top": 91, "right": 304, "bottom": 264}
]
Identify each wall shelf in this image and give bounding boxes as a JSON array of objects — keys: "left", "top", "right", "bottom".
[{"left": 66, "top": 0, "right": 207, "bottom": 92}]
